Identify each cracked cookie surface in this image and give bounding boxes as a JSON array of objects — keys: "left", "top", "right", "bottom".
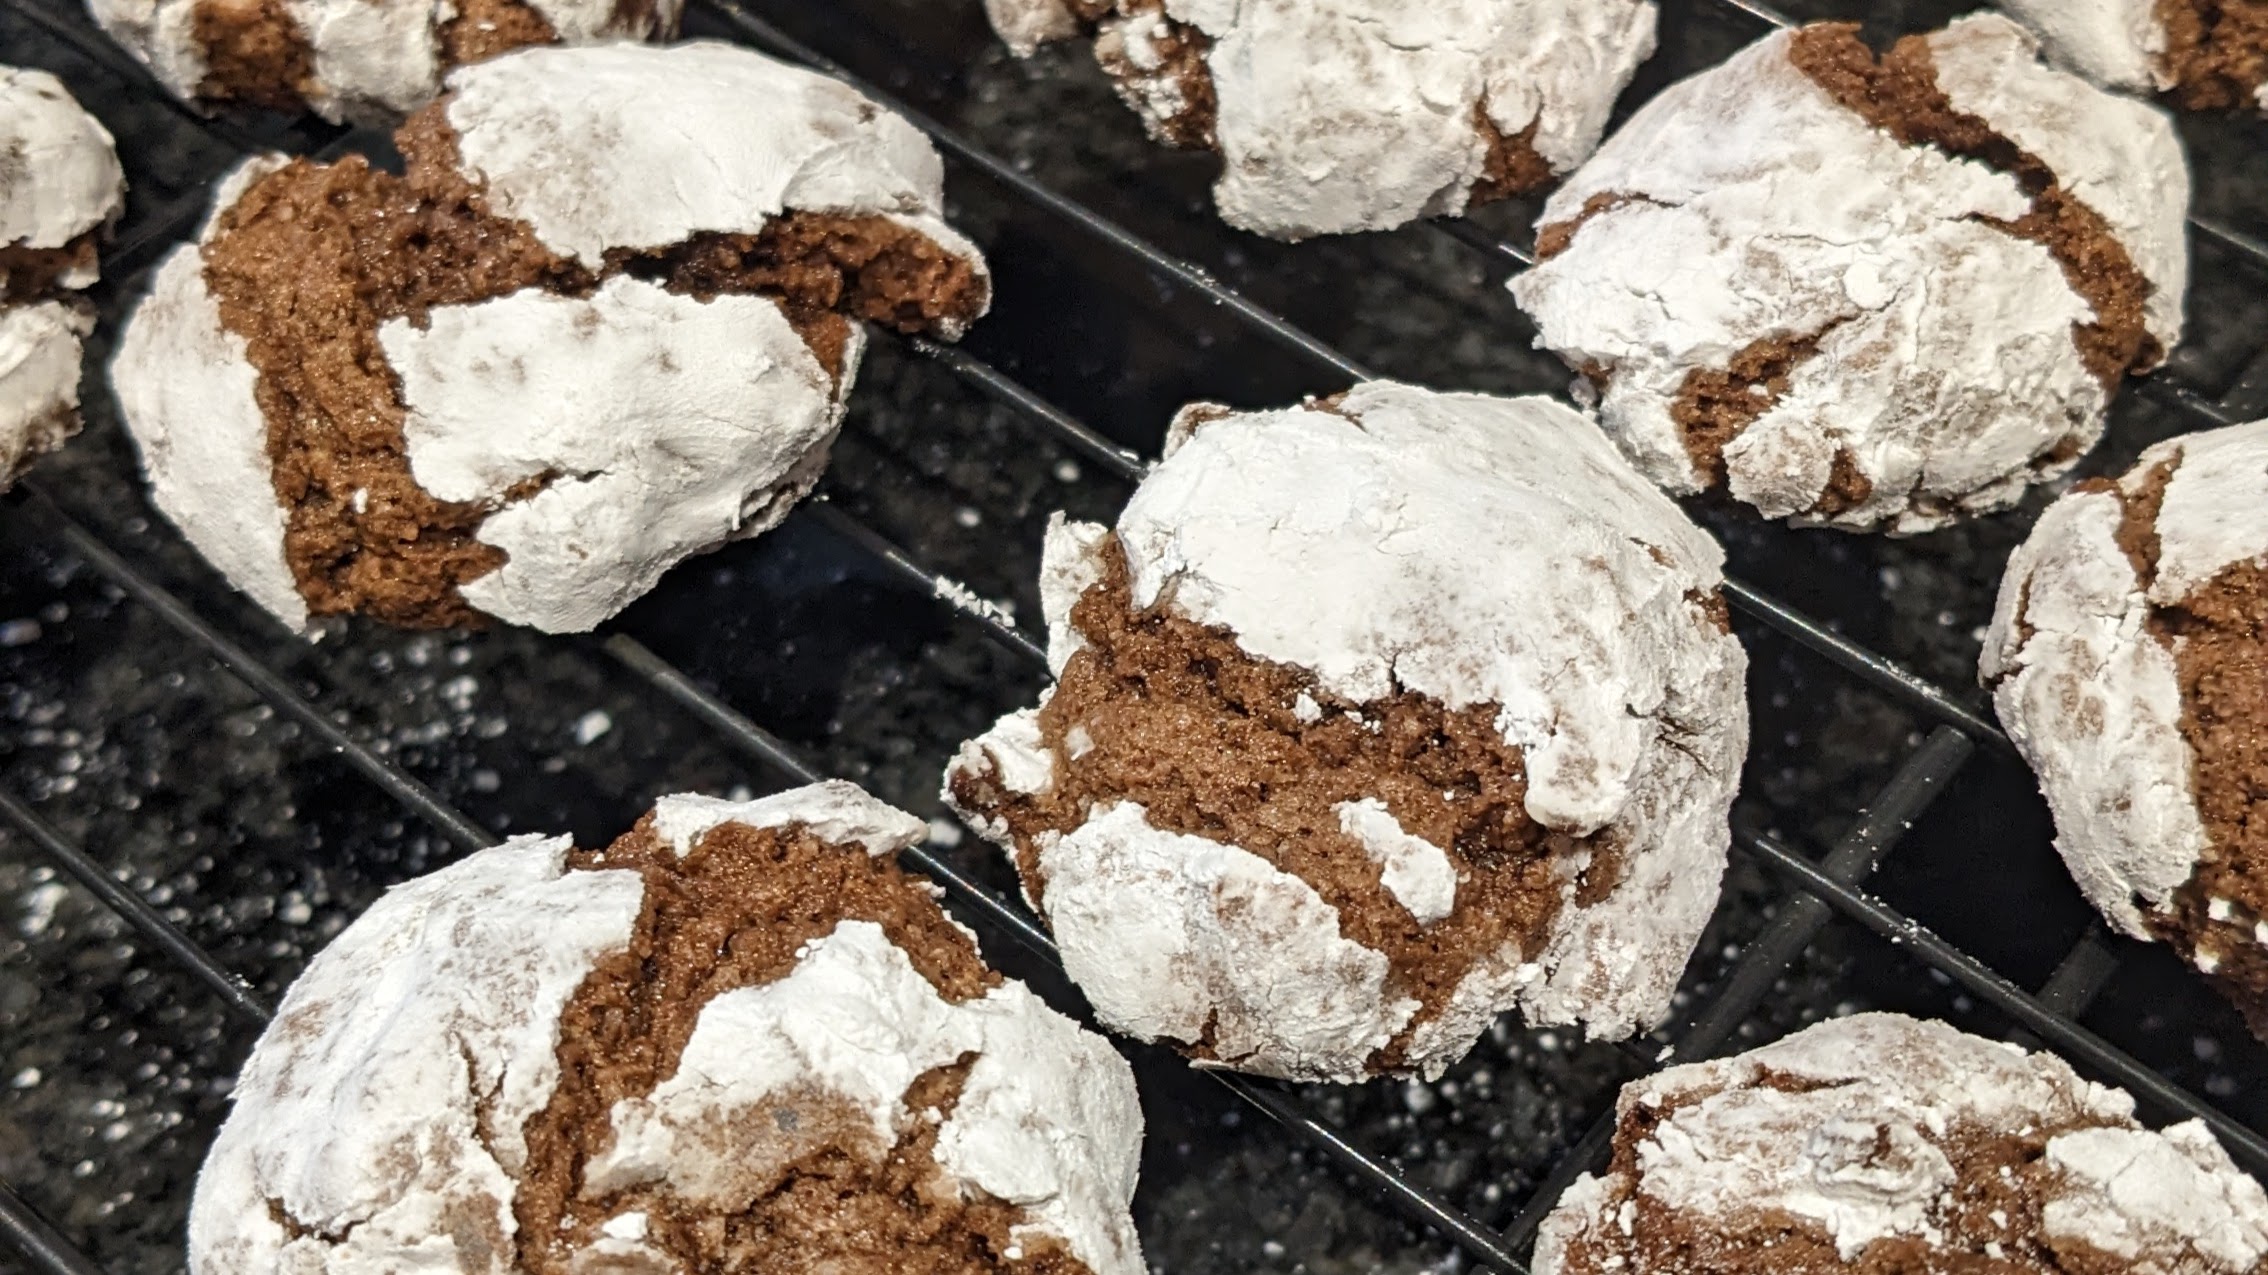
[
  {"left": 87, "top": 0, "right": 684, "bottom": 123},
  {"left": 112, "top": 41, "right": 989, "bottom": 634},
  {"left": 187, "top": 782, "right": 1146, "bottom": 1275},
  {"left": 0, "top": 66, "right": 124, "bottom": 489},
  {"left": 2001, "top": 0, "right": 2268, "bottom": 114},
  {"left": 980, "top": 0, "right": 1658, "bottom": 239},
  {"left": 1536, "top": 1013, "right": 2268, "bottom": 1274},
  {"left": 1983, "top": 418, "right": 2268, "bottom": 1035},
  {"left": 945, "top": 382, "right": 1747, "bottom": 1082},
  {"left": 1512, "top": 15, "right": 2188, "bottom": 534}
]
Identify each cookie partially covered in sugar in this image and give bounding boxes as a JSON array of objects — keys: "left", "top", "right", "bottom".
[
  {"left": 1, "top": 66, "right": 125, "bottom": 488},
  {"left": 1512, "top": 15, "right": 2189, "bottom": 534},
  {"left": 87, "top": 0, "right": 681, "bottom": 123},
  {"left": 1535, "top": 1013, "right": 2268, "bottom": 1274},
  {"left": 189, "top": 781, "right": 1146, "bottom": 1275},
  {"left": 1983, "top": 419, "right": 2268, "bottom": 1035},
  {"left": 2001, "top": 0, "right": 2268, "bottom": 114},
  {"left": 981, "top": 0, "right": 1658, "bottom": 239},
  {"left": 944, "top": 382, "right": 1748, "bottom": 1082},
  {"left": 113, "top": 41, "right": 989, "bottom": 635}
]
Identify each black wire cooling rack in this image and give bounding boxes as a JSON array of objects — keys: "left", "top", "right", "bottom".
[{"left": 2, "top": 0, "right": 2267, "bottom": 1271}]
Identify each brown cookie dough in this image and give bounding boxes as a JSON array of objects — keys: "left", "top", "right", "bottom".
[
  {"left": 980, "top": 0, "right": 1657, "bottom": 239},
  {"left": 112, "top": 41, "right": 989, "bottom": 635},
  {"left": 1537, "top": 1014, "right": 2268, "bottom": 1274},
  {"left": 188, "top": 783, "right": 1147, "bottom": 1275},
  {"left": 1983, "top": 419, "right": 2268, "bottom": 1035},
  {"left": 87, "top": 0, "right": 681, "bottom": 122}
]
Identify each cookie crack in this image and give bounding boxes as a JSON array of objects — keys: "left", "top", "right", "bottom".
[{"left": 1788, "top": 23, "right": 2160, "bottom": 391}]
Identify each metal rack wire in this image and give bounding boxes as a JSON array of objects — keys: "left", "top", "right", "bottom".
[{"left": 1, "top": 0, "right": 2264, "bottom": 1271}]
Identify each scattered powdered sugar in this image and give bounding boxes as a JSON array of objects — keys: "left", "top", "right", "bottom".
[
  {"left": 386, "top": 276, "right": 851, "bottom": 633},
  {"left": 934, "top": 574, "right": 1019, "bottom": 627},
  {"left": 1536, "top": 1014, "right": 2267, "bottom": 1273},
  {"left": 1336, "top": 798, "right": 1458, "bottom": 925}
]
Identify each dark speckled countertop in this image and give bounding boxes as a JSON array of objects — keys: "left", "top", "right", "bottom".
[{"left": 1, "top": 1, "right": 2264, "bottom": 1272}]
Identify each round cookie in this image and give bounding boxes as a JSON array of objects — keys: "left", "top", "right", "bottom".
[
  {"left": 1982, "top": 419, "right": 2268, "bottom": 1033},
  {"left": 1, "top": 66, "right": 125, "bottom": 488},
  {"left": 981, "top": 0, "right": 1658, "bottom": 240},
  {"left": 944, "top": 381, "right": 1748, "bottom": 1082},
  {"left": 2001, "top": 0, "right": 2268, "bottom": 114},
  {"left": 188, "top": 781, "right": 1147, "bottom": 1275},
  {"left": 1535, "top": 1012, "right": 2268, "bottom": 1274},
  {"left": 113, "top": 41, "right": 990, "bottom": 635},
  {"left": 86, "top": 0, "right": 681, "bottom": 123},
  {"left": 1511, "top": 15, "right": 2189, "bottom": 534}
]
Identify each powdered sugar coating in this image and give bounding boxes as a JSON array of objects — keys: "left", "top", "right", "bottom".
[
  {"left": 948, "top": 383, "right": 1747, "bottom": 1079},
  {"left": 985, "top": 0, "right": 1079, "bottom": 57},
  {"left": 1033, "top": 800, "right": 1419, "bottom": 1081},
  {"left": 385, "top": 277, "right": 854, "bottom": 633},
  {"left": 986, "top": 0, "right": 1657, "bottom": 239},
  {"left": 1, "top": 66, "right": 125, "bottom": 256},
  {"left": 0, "top": 69, "right": 123, "bottom": 489},
  {"left": 1512, "top": 17, "right": 2189, "bottom": 534},
  {"left": 1982, "top": 420, "right": 2268, "bottom": 940},
  {"left": 0, "top": 303, "right": 92, "bottom": 486},
  {"left": 1929, "top": 17, "right": 2188, "bottom": 352},
  {"left": 188, "top": 834, "right": 647, "bottom": 1273},
  {"left": 1534, "top": 1013, "right": 2268, "bottom": 1274},
  {"left": 1337, "top": 798, "right": 1458, "bottom": 925},
  {"left": 649, "top": 780, "right": 931, "bottom": 858},
  {"left": 592, "top": 920, "right": 1144, "bottom": 1274},
  {"left": 191, "top": 785, "right": 1145, "bottom": 1275},
  {"left": 442, "top": 40, "right": 987, "bottom": 318},
  {"left": 113, "top": 47, "right": 987, "bottom": 634},
  {"left": 1998, "top": 0, "right": 2173, "bottom": 95},
  {"left": 111, "top": 240, "right": 310, "bottom": 632},
  {"left": 85, "top": 0, "right": 682, "bottom": 123}
]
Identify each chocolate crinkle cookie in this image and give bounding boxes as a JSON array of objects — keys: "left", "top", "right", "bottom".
[
  {"left": 1535, "top": 1013, "right": 2268, "bottom": 1274},
  {"left": 188, "top": 781, "right": 1146, "bottom": 1275},
  {"left": 980, "top": 0, "right": 1657, "bottom": 240},
  {"left": 2002, "top": 0, "right": 2268, "bottom": 114},
  {"left": 944, "top": 382, "right": 1748, "bottom": 1083},
  {"left": 1983, "top": 419, "right": 2268, "bottom": 1037},
  {"left": 1512, "top": 15, "right": 2189, "bottom": 535},
  {"left": 1, "top": 66, "right": 125, "bottom": 489},
  {"left": 87, "top": 0, "right": 681, "bottom": 123},
  {"left": 112, "top": 41, "right": 990, "bottom": 635}
]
